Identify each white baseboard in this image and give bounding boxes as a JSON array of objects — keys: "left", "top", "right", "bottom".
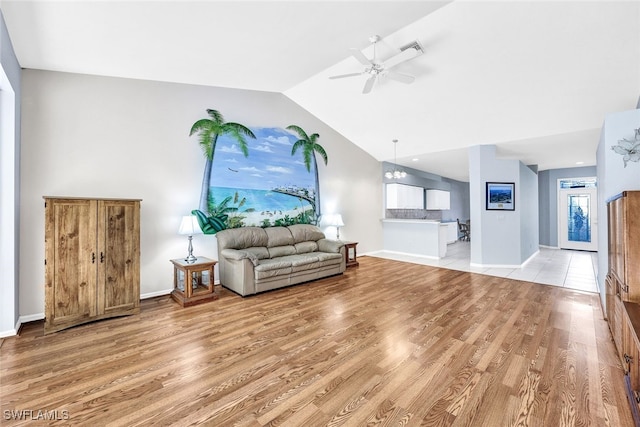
[
  {"left": 0, "top": 326, "right": 18, "bottom": 338},
  {"left": 140, "top": 289, "right": 173, "bottom": 299},
  {"left": 469, "top": 262, "right": 523, "bottom": 269},
  {"left": 521, "top": 249, "right": 540, "bottom": 267},
  {"left": 539, "top": 244, "right": 560, "bottom": 249},
  {"left": 0, "top": 313, "right": 45, "bottom": 338},
  {"left": 20, "top": 313, "right": 44, "bottom": 323},
  {"left": 470, "top": 250, "right": 540, "bottom": 269},
  {"left": 370, "top": 249, "right": 441, "bottom": 260}
]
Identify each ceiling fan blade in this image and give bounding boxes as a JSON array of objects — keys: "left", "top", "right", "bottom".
[
  {"left": 349, "top": 48, "right": 373, "bottom": 66},
  {"left": 362, "top": 75, "right": 376, "bottom": 94},
  {"left": 383, "top": 47, "right": 419, "bottom": 69},
  {"left": 329, "top": 72, "right": 363, "bottom": 80},
  {"left": 386, "top": 71, "right": 415, "bottom": 84}
]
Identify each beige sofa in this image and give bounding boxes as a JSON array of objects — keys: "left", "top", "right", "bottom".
[{"left": 216, "top": 224, "right": 346, "bottom": 296}]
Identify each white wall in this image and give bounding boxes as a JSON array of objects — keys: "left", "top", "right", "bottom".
[
  {"left": 0, "top": 10, "right": 21, "bottom": 337},
  {"left": 596, "top": 108, "right": 640, "bottom": 310},
  {"left": 20, "top": 70, "right": 383, "bottom": 319},
  {"left": 469, "top": 145, "right": 539, "bottom": 267},
  {"left": 519, "top": 161, "right": 539, "bottom": 259}
]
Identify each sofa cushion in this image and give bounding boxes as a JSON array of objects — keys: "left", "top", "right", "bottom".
[
  {"left": 216, "top": 227, "right": 268, "bottom": 250},
  {"left": 288, "top": 224, "right": 325, "bottom": 243},
  {"left": 295, "top": 241, "right": 319, "bottom": 254},
  {"left": 244, "top": 246, "right": 270, "bottom": 260},
  {"left": 277, "top": 254, "right": 321, "bottom": 272},
  {"left": 265, "top": 227, "right": 294, "bottom": 247},
  {"left": 269, "top": 245, "right": 296, "bottom": 258},
  {"left": 254, "top": 258, "right": 293, "bottom": 279}
]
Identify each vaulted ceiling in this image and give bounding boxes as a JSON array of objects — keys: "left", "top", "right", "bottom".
[{"left": 2, "top": 0, "right": 639, "bottom": 181}]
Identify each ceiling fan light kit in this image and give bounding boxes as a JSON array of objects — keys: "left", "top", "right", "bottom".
[{"left": 329, "top": 35, "right": 424, "bottom": 94}]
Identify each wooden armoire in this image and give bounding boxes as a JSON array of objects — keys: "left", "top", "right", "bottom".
[
  {"left": 606, "top": 191, "right": 640, "bottom": 422},
  {"left": 44, "top": 197, "right": 141, "bottom": 334}
]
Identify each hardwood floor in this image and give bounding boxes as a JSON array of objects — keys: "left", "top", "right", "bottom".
[{"left": 1, "top": 256, "right": 634, "bottom": 426}]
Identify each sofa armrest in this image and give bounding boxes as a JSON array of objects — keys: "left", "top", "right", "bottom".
[
  {"left": 221, "top": 248, "right": 259, "bottom": 266},
  {"left": 318, "top": 239, "right": 344, "bottom": 254}
]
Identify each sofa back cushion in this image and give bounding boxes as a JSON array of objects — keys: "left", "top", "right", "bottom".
[
  {"left": 295, "top": 241, "right": 319, "bottom": 254},
  {"left": 265, "top": 226, "right": 294, "bottom": 247},
  {"left": 288, "top": 224, "right": 325, "bottom": 243},
  {"left": 216, "top": 227, "right": 268, "bottom": 250},
  {"left": 269, "top": 245, "right": 296, "bottom": 258}
]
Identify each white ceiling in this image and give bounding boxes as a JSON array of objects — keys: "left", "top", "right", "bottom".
[{"left": 2, "top": 0, "right": 639, "bottom": 182}]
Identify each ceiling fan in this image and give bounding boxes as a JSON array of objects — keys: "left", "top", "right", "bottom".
[{"left": 329, "top": 35, "right": 423, "bottom": 94}]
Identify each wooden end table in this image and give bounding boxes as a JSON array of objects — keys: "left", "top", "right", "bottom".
[
  {"left": 170, "top": 256, "right": 218, "bottom": 307},
  {"left": 343, "top": 241, "right": 359, "bottom": 267}
]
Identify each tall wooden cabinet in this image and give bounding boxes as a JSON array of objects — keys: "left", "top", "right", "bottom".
[
  {"left": 44, "top": 197, "right": 141, "bottom": 334},
  {"left": 606, "top": 191, "right": 640, "bottom": 421}
]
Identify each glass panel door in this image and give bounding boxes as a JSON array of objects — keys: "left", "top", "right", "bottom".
[{"left": 559, "top": 187, "right": 598, "bottom": 251}]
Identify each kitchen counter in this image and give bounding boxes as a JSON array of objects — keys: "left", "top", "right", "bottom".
[{"left": 382, "top": 219, "right": 448, "bottom": 258}]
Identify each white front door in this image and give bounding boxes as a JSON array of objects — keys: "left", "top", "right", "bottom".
[{"left": 558, "top": 187, "right": 598, "bottom": 251}]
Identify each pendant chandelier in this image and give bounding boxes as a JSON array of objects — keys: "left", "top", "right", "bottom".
[{"left": 384, "top": 139, "right": 407, "bottom": 179}]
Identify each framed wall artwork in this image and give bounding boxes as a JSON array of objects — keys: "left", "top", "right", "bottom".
[{"left": 486, "top": 182, "right": 515, "bottom": 211}]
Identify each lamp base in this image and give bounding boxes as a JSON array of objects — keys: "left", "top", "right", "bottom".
[{"left": 185, "top": 235, "right": 197, "bottom": 263}]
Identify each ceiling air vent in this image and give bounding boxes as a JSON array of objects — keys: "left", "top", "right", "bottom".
[{"left": 399, "top": 40, "right": 424, "bottom": 54}]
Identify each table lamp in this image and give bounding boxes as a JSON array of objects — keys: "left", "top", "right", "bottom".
[
  {"left": 325, "top": 213, "right": 344, "bottom": 240},
  {"left": 178, "top": 215, "right": 203, "bottom": 263}
]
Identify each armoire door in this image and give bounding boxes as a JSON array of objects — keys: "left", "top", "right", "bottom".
[
  {"left": 97, "top": 200, "right": 140, "bottom": 316},
  {"left": 44, "top": 199, "right": 98, "bottom": 333}
]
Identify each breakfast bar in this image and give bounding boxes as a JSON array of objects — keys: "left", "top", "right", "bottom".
[{"left": 381, "top": 219, "right": 448, "bottom": 259}]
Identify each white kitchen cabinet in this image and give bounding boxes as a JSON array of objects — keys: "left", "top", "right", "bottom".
[
  {"left": 386, "top": 183, "right": 424, "bottom": 209},
  {"left": 426, "top": 189, "right": 450, "bottom": 210}
]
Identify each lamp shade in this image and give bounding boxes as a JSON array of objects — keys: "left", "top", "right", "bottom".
[
  {"left": 324, "top": 214, "right": 344, "bottom": 227},
  {"left": 178, "top": 215, "right": 203, "bottom": 236}
]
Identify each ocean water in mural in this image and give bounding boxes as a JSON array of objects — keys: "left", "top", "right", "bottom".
[{"left": 207, "top": 127, "right": 316, "bottom": 227}]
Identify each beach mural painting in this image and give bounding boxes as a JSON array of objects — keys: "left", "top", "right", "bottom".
[{"left": 189, "top": 110, "right": 327, "bottom": 234}]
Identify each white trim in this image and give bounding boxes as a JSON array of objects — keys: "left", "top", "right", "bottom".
[
  {"left": 369, "top": 249, "right": 441, "bottom": 260},
  {"left": 539, "top": 244, "right": 559, "bottom": 249},
  {"left": 140, "top": 289, "right": 173, "bottom": 299},
  {"left": 0, "top": 313, "right": 45, "bottom": 338},
  {"left": 470, "top": 249, "right": 539, "bottom": 269},
  {"left": 470, "top": 262, "right": 521, "bottom": 269},
  {"left": 0, "top": 65, "right": 17, "bottom": 338},
  {"left": 20, "top": 313, "right": 44, "bottom": 323},
  {"left": 0, "top": 326, "right": 18, "bottom": 338},
  {"left": 521, "top": 249, "right": 540, "bottom": 267},
  {"left": 360, "top": 250, "right": 382, "bottom": 256}
]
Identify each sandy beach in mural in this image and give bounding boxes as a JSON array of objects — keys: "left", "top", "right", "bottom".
[
  {"left": 229, "top": 207, "right": 315, "bottom": 228},
  {"left": 209, "top": 184, "right": 316, "bottom": 227}
]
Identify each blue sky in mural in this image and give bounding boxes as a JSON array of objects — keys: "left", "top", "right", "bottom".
[{"left": 209, "top": 127, "right": 317, "bottom": 219}]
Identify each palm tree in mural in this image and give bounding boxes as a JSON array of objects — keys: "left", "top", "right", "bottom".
[
  {"left": 287, "top": 125, "right": 328, "bottom": 221},
  {"left": 189, "top": 109, "right": 256, "bottom": 212}
]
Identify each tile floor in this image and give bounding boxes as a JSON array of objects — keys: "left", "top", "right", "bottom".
[{"left": 370, "top": 241, "right": 599, "bottom": 293}]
